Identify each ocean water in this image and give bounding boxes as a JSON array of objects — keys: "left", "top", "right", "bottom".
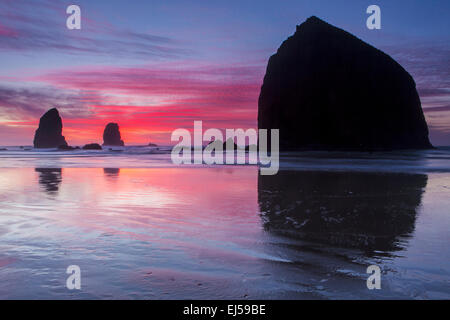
[{"left": 0, "top": 146, "right": 449, "bottom": 299}]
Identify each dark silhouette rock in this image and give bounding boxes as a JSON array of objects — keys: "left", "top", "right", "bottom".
[
  {"left": 82, "top": 143, "right": 102, "bottom": 150},
  {"left": 258, "top": 16, "right": 432, "bottom": 151},
  {"left": 205, "top": 138, "right": 247, "bottom": 150},
  {"left": 222, "top": 138, "right": 238, "bottom": 150},
  {"left": 57, "top": 145, "right": 76, "bottom": 151},
  {"left": 103, "top": 123, "right": 124, "bottom": 146},
  {"left": 148, "top": 143, "right": 158, "bottom": 147},
  {"left": 33, "top": 108, "right": 68, "bottom": 148}
]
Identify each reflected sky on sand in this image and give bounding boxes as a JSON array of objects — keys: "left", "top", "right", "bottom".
[{"left": 0, "top": 165, "right": 448, "bottom": 299}]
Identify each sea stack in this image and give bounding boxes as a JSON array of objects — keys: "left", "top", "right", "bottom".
[
  {"left": 103, "top": 123, "right": 124, "bottom": 146},
  {"left": 82, "top": 143, "right": 102, "bottom": 150},
  {"left": 33, "top": 108, "right": 68, "bottom": 148},
  {"left": 258, "top": 16, "right": 432, "bottom": 151}
]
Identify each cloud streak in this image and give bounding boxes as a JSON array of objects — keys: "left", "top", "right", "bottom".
[
  {"left": 0, "top": 85, "right": 94, "bottom": 121},
  {"left": 0, "top": 0, "right": 190, "bottom": 59}
]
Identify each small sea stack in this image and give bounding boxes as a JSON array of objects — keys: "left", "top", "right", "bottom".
[
  {"left": 33, "top": 108, "right": 68, "bottom": 148},
  {"left": 103, "top": 123, "right": 124, "bottom": 146},
  {"left": 58, "top": 145, "right": 77, "bottom": 151},
  {"left": 82, "top": 143, "right": 102, "bottom": 150},
  {"left": 205, "top": 139, "right": 246, "bottom": 150},
  {"left": 258, "top": 16, "right": 432, "bottom": 151}
]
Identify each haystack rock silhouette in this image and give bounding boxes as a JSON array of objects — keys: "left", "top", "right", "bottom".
[
  {"left": 258, "top": 16, "right": 432, "bottom": 151},
  {"left": 33, "top": 108, "right": 68, "bottom": 148},
  {"left": 103, "top": 123, "right": 124, "bottom": 146}
]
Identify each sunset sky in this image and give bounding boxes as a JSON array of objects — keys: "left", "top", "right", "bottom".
[{"left": 0, "top": 0, "right": 449, "bottom": 146}]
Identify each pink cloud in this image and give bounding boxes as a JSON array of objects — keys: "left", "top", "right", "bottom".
[
  {"left": 1, "top": 63, "right": 264, "bottom": 145},
  {"left": 0, "top": 23, "right": 18, "bottom": 37}
]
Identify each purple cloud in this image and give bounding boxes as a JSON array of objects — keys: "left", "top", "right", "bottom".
[
  {"left": 0, "top": 0, "right": 190, "bottom": 59},
  {"left": 0, "top": 85, "right": 95, "bottom": 121}
]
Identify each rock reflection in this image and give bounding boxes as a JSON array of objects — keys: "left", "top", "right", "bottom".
[
  {"left": 103, "top": 168, "right": 120, "bottom": 177},
  {"left": 258, "top": 170, "right": 427, "bottom": 252},
  {"left": 35, "top": 168, "right": 62, "bottom": 195}
]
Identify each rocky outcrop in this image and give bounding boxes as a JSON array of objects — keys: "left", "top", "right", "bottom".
[
  {"left": 258, "top": 16, "right": 432, "bottom": 151},
  {"left": 205, "top": 139, "right": 246, "bottom": 150},
  {"left": 222, "top": 138, "right": 239, "bottom": 150},
  {"left": 82, "top": 143, "right": 102, "bottom": 150},
  {"left": 103, "top": 123, "right": 124, "bottom": 146},
  {"left": 33, "top": 108, "right": 68, "bottom": 148},
  {"left": 58, "top": 145, "right": 78, "bottom": 151}
]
